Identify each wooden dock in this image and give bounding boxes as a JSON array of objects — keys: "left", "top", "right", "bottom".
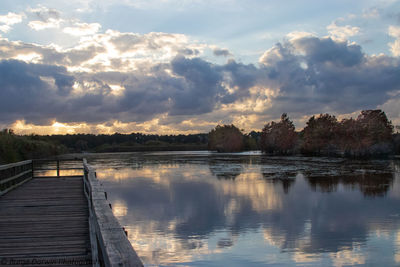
[
  {"left": 0, "top": 159, "right": 143, "bottom": 267},
  {"left": 0, "top": 176, "right": 91, "bottom": 266}
]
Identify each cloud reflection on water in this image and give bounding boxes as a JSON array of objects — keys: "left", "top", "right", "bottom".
[{"left": 90, "top": 153, "right": 400, "bottom": 266}]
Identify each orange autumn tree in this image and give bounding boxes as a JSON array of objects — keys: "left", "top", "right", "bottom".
[
  {"left": 301, "top": 110, "right": 394, "bottom": 156},
  {"left": 301, "top": 113, "right": 339, "bottom": 155},
  {"left": 260, "top": 113, "right": 297, "bottom": 155},
  {"left": 336, "top": 110, "right": 393, "bottom": 156}
]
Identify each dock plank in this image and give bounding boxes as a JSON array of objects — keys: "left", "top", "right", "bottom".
[{"left": 0, "top": 177, "right": 92, "bottom": 266}]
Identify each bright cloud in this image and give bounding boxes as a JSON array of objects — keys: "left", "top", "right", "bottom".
[
  {"left": 26, "top": 6, "right": 63, "bottom": 30},
  {"left": 327, "top": 22, "right": 360, "bottom": 41},
  {"left": 0, "top": 12, "right": 23, "bottom": 25},
  {"left": 389, "top": 25, "right": 400, "bottom": 57},
  {"left": 0, "top": 25, "right": 11, "bottom": 33},
  {"left": 0, "top": 12, "right": 23, "bottom": 32},
  {"left": 27, "top": 6, "right": 61, "bottom": 21},
  {"left": 63, "top": 22, "right": 101, "bottom": 36},
  {"left": 28, "top": 18, "right": 62, "bottom": 30},
  {"left": 0, "top": 1, "right": 400, "bottom": 134}
]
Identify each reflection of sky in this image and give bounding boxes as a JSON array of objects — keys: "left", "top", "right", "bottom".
[{"left": 88, "top": 153, "right": 400, "bottom": 266}]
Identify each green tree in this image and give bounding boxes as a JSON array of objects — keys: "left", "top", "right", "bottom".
[
  {"left": 260, "top": 113, "right": 297, "bottom": 155},
  {"left": 208, "top": 124, "right": 244, "bottom": 152}
]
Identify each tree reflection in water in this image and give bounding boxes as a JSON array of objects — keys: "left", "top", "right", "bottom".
[
  {"left": 87, "top": 152, "right": 400, "bottom": 266},
  {"left": 306, "top": 172, "right": 394, "bottom": 197}
]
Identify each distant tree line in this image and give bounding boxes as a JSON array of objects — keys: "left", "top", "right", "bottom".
[
  {"left": 208, "top": 110, "right": 400, "bottom": 157},
  {"left": 28, "top": 132, "right": 209, "bottom": 153},
  {"left": 0, "top": 131, "right": 210, "bottom": 163},
  {"left": 1, "top": 109, "right": 399, "bottom": 164}
]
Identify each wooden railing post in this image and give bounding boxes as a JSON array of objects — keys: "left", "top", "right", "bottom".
[
  {"left": 57, "top": 160, "right": 60, "bottom": 177},
  {"left": 31, "top": 160, "right": 34, "bottom": 179}
]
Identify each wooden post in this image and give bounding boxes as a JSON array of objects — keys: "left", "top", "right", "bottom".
[{"left": 31, "top": 161, "right": 34, "bottom": 179}]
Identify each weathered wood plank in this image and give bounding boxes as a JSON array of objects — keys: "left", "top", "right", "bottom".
[
  {"left": 0, "top": 177, "right": 33, "bottom": 197},
  {"left": 0, "top": 175, "right": 91, "bottom": 265}
]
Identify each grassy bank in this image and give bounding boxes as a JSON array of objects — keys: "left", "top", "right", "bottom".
[{"left": 0, "top": 129, "right": 67, "bottom": 164}]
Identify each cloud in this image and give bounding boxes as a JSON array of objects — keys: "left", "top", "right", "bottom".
[
  {"left": 327, "top": 22, "right": 360, "bottom": 41},
  {"left": 63, "top": 22, "right": 101, "bottom": 36},
  {"left": 28, "top": 6, "right": 61, "bottom": 21},
  {"left": 0, "top": 52, "right": 250, "bottom": 126},
  {"left": 0, "top": 25, "right": 11, "bottom": 33},
  {"left": 0, "top": 60, "right": 74, "bottom": 124},
  {"left": 27, "top": 6, "right": 63, "bottom": 31},
  {"left": 259, "top": 36, "right": 400, "bottom": 117},
  {"left": 28, "top": 18, "right": 62, "bottom": 30},
  {"left": 389, "top": 25, "right": 400, "bottom": 56},
  {"left": 213, "top": 48, "right": 231, "bottom": 57},
  {"left": 1, "top": 30, "right": 400, "bottom": 133},
  {"left": 107, "top": 31, "right": 203, "bottom": 64},
  {"left": 26, "top": 6, "right": 100, "bottom": 36},
  {"left": 0, "top": 12, "right": 23, "bottom": 32},
  {"left": 286, "top": 31, "right": 316, "bottom": 41},
  {"left": 0, "top": 12, "right": 23, "bottom": 25}
]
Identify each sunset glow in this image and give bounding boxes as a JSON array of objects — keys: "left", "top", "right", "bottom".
[{"left": 0, "top": 0, "right": 399, "bottom": 134}]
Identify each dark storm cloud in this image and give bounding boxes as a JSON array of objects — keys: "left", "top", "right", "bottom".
[
  {"left": 1, "top": 36, "right": 400, "bottom": 126},
  {"left": 294, "top": 37, "right": 364, "bottom": 67},
  {"left": 169, "top": 55, "right": 225, "bottom": 115},
  {"left": 0, "top": 60, "right": 73, "bottom": 124},
  {"left": 80, "top": 56, "right": 238, "bottom": 120},
  {"left": 260, "top": 36, "right": 400, "bottom": 116},
  {"left": 20, "top": 56, "right": 238, "bottom": 124},
  {"left": 220, "top": 60, "right": 261, "bottom": 102}
]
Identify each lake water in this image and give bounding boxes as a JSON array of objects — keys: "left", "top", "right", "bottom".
[{"left": 84, "top": 151, "right": 400, "bottom": 266}]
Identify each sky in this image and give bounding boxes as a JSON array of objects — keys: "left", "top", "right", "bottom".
[{"left": 0, "top": 0, "right": 400, "bottom": 135}]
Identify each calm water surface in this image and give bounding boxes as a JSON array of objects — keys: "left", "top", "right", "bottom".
[{"left": 84, "top": 152, "right": 400, "bottom": 266}]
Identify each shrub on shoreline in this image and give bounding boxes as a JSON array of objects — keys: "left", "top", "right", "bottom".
[{"left": 0, "top": 129, "right": 67, "bottom": 164}]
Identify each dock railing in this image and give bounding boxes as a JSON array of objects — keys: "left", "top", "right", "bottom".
[
  {"left": 32, "top": 158, "right": 83, "bottom": 178},
  {"left": 83, "top": 159, "right": 143, "bottom": 267},
  {"left": 0, "top": 160, "right": 33, "bottom": 196},
  {"left": 0, "top": 158, "right": 143, "bottom": 267},
  {"left": 1, "top": 158, "right": 83, "bottom": 196}
]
